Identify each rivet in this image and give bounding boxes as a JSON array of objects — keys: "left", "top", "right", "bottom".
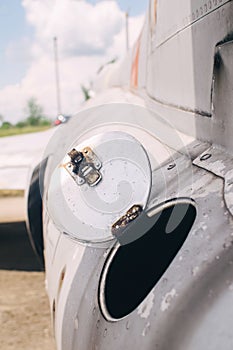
[
  {"left": 167, "top": 164, "right": 176, "bottom": 170},
  {"left": 200, "top": 153, "right": 211, "bottom": 161}
]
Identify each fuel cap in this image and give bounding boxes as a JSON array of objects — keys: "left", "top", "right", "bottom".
[{"left": 47, "top": 131, "right": 152, "bottom": 245}]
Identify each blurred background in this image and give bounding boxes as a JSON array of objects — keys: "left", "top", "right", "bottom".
[{"left": 0, "top": 0, "right": 145, "bottom": 127}]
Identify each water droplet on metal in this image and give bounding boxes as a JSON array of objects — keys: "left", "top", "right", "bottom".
[
  {"left": 103, "top": 328, "right": 107, "bottom": 337},
  {"left": 126, "top": 321, "right": 130, "bottom": 330},
  {"left": 223, "top": 241, "right": 232, "bottom": 249},
  {"left": 96, "top": 320, "right": 100, "bottom": 329},
  {"left": 142, "top": 322, "right": 151, "bottom": 337},
  {"left": 74, "top": 316, "right": 79, "bottom": 330},
  {"left": 191, "top": 266, "right": 199, "bottom": 276},
  {"left": 183, "top": 249, "right": 189, "bottom": 256},
  {"left": 208, "top": 289, "right": 214, "bottom": 297}
]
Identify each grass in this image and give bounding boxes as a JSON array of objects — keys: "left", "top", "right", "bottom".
[
  {"left": 0, "top": 125, "right": 51, "bottom": 138},
  {"left": 0, "top": 189, "right": 24, "bottom": 198}
]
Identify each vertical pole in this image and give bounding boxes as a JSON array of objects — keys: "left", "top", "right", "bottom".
[
  {"left": 53, "top": 37, "right": 61, "bottom": 115},
  {"left": 125, "top": 11, "right": 129, "bottom": 52}
]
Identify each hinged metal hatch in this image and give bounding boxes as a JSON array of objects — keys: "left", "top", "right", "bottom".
[{"left": 47, "top": 131, "right": 152, "bottom": 244}]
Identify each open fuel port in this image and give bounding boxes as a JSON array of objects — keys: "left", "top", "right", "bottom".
[{"left": 99, "top": 198, "right": 197, "bottom": 321}]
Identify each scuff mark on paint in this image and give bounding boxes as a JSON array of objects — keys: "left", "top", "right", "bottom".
[
  {"left": 137, "top": 291, "right": 154, "bottom": 319},
  {"left": 160, "top": 288, "right": 177, "bottom": 312}
]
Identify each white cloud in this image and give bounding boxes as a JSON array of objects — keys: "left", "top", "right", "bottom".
[
  {"left": 24, "top": 0, "right": 124, "bottom": 56},
  {"left": 0, "top": 0, "right": 144, "bottom": 123},
  {"left": 5, "top": 37, "right": 33, "bottom": 63}
]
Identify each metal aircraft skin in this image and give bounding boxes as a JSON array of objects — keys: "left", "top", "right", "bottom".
[{"left": 26, "top": 0, "right": 233, "bottom": 349}]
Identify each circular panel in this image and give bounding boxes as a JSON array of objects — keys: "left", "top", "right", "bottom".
[{"left": 46, "top": 131, "right": 151, "bottom": 244}]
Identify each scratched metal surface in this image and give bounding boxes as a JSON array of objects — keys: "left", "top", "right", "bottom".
[
  {"left": 42, "top": 98, "right": 233, "bottom": 349},
  {"left": 39, "top": 0, "right": 233, "bottom": 349},
  {"left": 56, "top": 147, "right": 233, "bottom": 350},
  {"left": 212, "top": 40, "right": 233, "bottom": 152},
  {"left": 147, "top": 1, "right": 233, "bottom": 116},
  {"left": 194, "top": 146, "right": 233, "bottom": 215},
  {"left": 42, "top": 101, "right": 233, "bottom": 350}
]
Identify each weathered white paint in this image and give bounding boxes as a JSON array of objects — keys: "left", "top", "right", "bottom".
[
  {"left": 137, "top": 291, "right": 155, "bottom": 319},
  {"left": 160, "top": 288, "right": 177, "bottom": 312}
]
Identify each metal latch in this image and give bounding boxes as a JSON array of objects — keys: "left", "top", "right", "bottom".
[
  {"left": 112, "top": 205, "right": 143, "bottom": 238},
  {"left": 65, "top": 147, "right": 102, "bottom": 187}
]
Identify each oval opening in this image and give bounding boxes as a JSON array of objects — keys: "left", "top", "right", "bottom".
[{"left": 99, "top": 199, "right": 197, "bottom": 321}]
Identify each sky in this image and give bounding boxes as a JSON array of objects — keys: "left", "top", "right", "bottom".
[{"left": 0, "top": 0, "right": 147, "bottom": 123}]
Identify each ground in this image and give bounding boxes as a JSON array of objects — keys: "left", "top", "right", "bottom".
[
  {"left": 0, "top": 270, "right": 56, "bottom": 350},
  {"left": 0, "top": 222, "right": 56, "bottom": 350}
]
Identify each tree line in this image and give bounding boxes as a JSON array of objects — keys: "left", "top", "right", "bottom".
[{"left": 0, "top": 97, "right": 51, "bottom": 129}]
